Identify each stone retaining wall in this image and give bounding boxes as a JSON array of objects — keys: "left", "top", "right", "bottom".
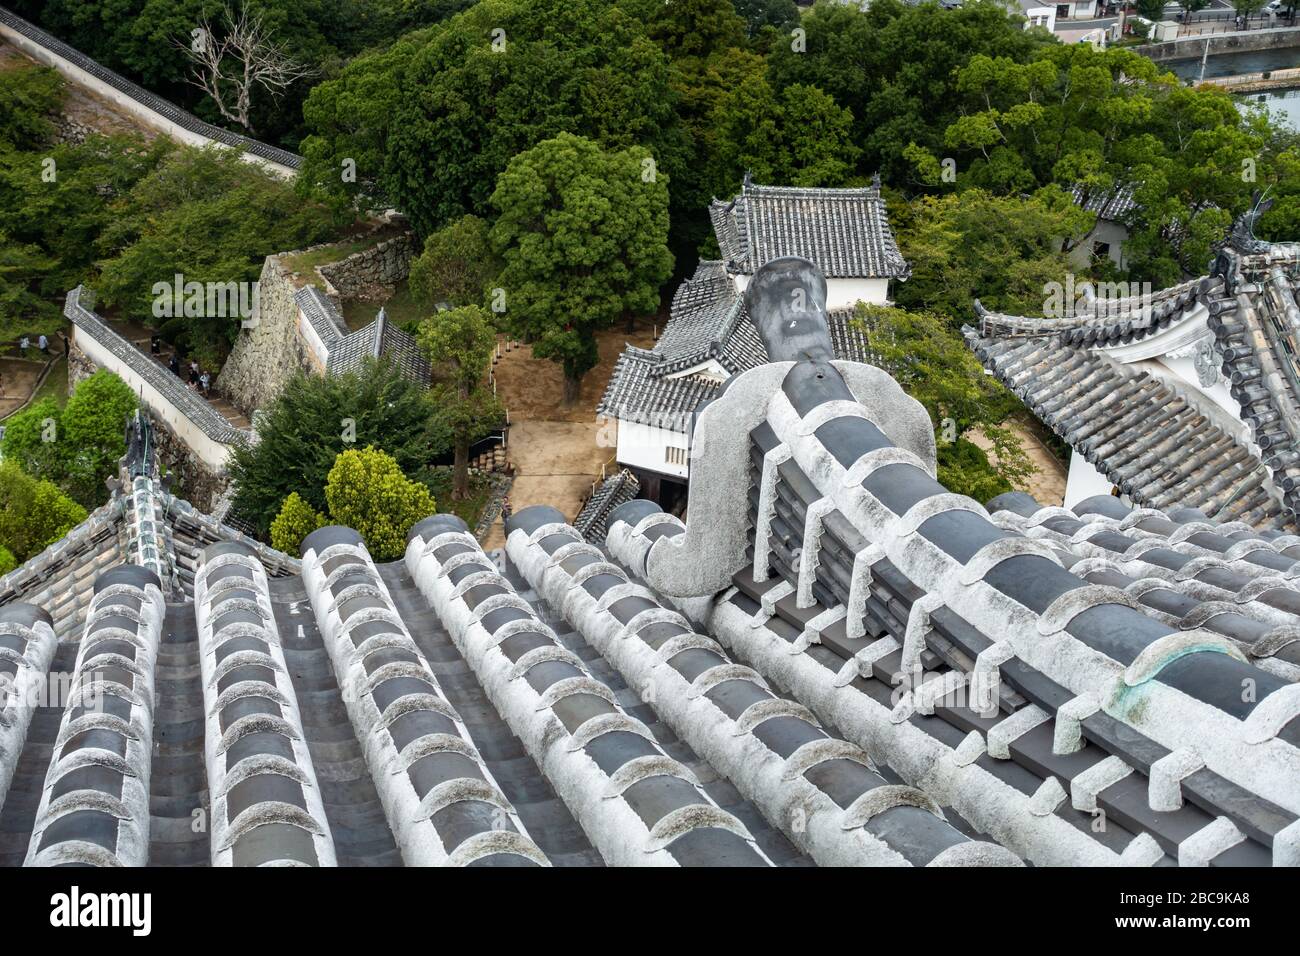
[
  {"left": 1139, "top": 26, "right": 1300, "bottom": 62},
  {"left": 215, "top": 254, "right": 314, "bottom": 417},
  {"left": 317, "top": 234, "right": 415, "bottom": 300}
]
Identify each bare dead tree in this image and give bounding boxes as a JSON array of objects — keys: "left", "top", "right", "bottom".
[{"left": 178, "top": 5, "right": 316, "bottom": 134}]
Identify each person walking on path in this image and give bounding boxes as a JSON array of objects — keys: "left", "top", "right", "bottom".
[
  {"left": 19, "top": 336, "right": 28, "bottom": 358},
  {"left": 500, "top": 496, "right": 512, "bottom": 523},
  {"left": 188, "top": 361, "right": 200, "bottom": 388},
  {"left": 200, "top": 371, "right": 210, "bottom": 396},
  {"left": 37, "top": 333, "right": 48, "bottom": 355},
  {"left": 168, "top": 354, "right": 180, "bottom": 376}
]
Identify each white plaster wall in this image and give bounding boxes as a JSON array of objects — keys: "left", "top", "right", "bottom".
[
  {"left": 1068, "top": 218, "right": 1129, "bottom": 271},
  {"left": 73, "top": 328, "right": 235, "bottom": 472},
  {"left": 731, "top": 274, "right": 890, "bottom": 309},
  {"left": 1064, "top": 451, "right": 1115, "bottom": 509},
  {"left": 296, "top": 311, "right": 333, "bottom": 372},
  {"left": 0, "top": 23, "right": 296, "bottom": 179},
  {"left": 616, "top": 420, "right": 690, "bottom": 480}
]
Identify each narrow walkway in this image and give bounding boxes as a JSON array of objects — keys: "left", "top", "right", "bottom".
[{"left": 127, "top": 334, "right": 251, "bottom": 429}]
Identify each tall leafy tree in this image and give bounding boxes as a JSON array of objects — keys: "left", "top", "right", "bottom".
[
  {"left": 893, "top": 188, "right": 1093, "bottom": 320},
  {"left": 713, "top": 79, "right": 860, "bottom": 188},
  {"left": 766, "top": 0, "right": 1046, "bottom": 185},
  {"left": 95, "top": 145, "right": 335, "bottom": 364},
  {"left": 417, "top": 306, "right": 504, "bottom": 499},
  {"left": 230, "top": 359, "right": 447, "bottom": 536},
  {"left": 0, "top": 460, "right": 87, "bottom": 563},
  {"left": 60, "top": 369, "right": 140, "bottom": 507},
  {"left": 302, "top": 0, "right": 684, "bottom": 239},
  {"left": 489, "top": 133, "right": 673, "bottom": 401},
  {"left": 408, "top": 216, "right": 502, "bottom": 310},
  {"left": 0, "top": 398, "right": 65, "bottom": 482},
  {"left": 857, "top": 304, "right": 1032, "bottom": 500}
]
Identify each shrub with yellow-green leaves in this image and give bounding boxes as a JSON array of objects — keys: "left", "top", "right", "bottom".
[
  {"left": 324, "top": 447, "right": 436, "bottom": 560},
  {"left": 270, "top": 492, "right": 328, "bottom": 556}
]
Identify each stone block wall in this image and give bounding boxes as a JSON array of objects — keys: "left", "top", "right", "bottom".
[
  {"left": 317, "top": 234, "right": 415, "bottom": 300},
  {"left": 215, "top": 255, "right": 315, "bottom": 417}
]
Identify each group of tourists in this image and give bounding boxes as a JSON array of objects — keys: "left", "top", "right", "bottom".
[{"left": 153, "top": 335, "right": 211, "bottom": 396}]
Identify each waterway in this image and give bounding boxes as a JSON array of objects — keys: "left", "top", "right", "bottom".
[{"left": 1166, "top": 48, "right": 1300, "bottom": 129}]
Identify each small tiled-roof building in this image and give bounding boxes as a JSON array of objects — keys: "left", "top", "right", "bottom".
[
  {"left": 968, "top": 215, "right": 1300, "bottom": 531},
  {"left": 709, "top": 174, "right": 910, "bottom": 310},
  {"left": 599, "top": 175, "right": 907, "bottom": 504}
]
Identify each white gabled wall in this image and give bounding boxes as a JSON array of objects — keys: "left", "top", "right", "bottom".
[
  {"left": 616, "top": 420, "right": 691, "bottom": 480},
  {"left": 733, "top": 274, "right": 890, "bottom": 309}
]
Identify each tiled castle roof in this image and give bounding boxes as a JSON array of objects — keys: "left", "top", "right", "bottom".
[
  {"left": 2, "top": 258, "right": 1294, "bottom": 867},
  {"left": 708, "top": 177, "right": 911, "bottom": 280},
  {"left": 967, "top": 231, "right": 1300, "bottom": 529}
]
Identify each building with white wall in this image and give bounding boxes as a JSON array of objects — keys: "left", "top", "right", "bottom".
[
  {"left": 968, "top": 217, "right": 1300, "bottom": 531},
  {"left": 598, "top": 176, "right": 909, "bottom": 505}
]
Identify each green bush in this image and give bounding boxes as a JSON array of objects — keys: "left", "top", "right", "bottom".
[
  {"left": 270, "top": 492, "right": 328, "bottom": 556},
  {"left": 325, "top": 446, "right": 435, "bottom": 560}
]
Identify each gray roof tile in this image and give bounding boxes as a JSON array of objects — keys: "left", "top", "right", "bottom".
[{"left": 709, "top": 177, "right": 910, "bottom": 279}]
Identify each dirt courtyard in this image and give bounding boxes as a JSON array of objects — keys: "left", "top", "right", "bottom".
[
  {"left": 967, "top": 418, "right": 1067, "bottom": 506},
  {"left": 0, "top": 358, "right": 49, "bottom": 419},
  {"left": 481, "top": 321, "right": 658, "bottom": 548}
]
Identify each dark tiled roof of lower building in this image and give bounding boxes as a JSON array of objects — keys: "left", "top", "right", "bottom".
[
  {"left": 573, "top": 469, "right": 640, "bottom": 543},
  {"left": 327, "top": 310, "right": 432, "bottom": 386},
  {"left": 968, "top": 233, "right": 1300, "bottom": 529},
  {"left": 967, "top": 330, "right": 1290, "bottom": 530},
  {"left": 709, "top": 177, "right": 911, "bottom": 279}
]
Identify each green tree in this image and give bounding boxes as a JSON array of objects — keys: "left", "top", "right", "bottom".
[
  {"left": 732, "top": 0, "right": 799, "bottom": 37},
  {"left": 647, "top": 0, "right": 747, "bottom": 60},
  {"left": 0, "top": 398, "right": 65, "bottom": 482},
  {"left": 60, "top": 370, "right": 139, "bottom": 507},
  {"left": 0, "top": 460, "right": 88, "bottom": 562},
  {"left": 856, "top": 303, "right": 1033, "bottom": 498},
  {"left": 94, "top": 146, "right": 334, "bottom": 364},
  {"left": 230, "top": 359, "right": 447, "bottom": 536},
  {"left": 0, "top": 545, "right": 16, "bottom": 577},
  {"left": 417, "top": 306, "right": 504, "bottom": 499},
  {"left": 302, "top": 0, "right": 684, "bottom": 239},
  {"left": 1134, "top": 0, "right": 1169, "bottom": 20},
  {"left": 714, "top": 78, "right": 860, "bottom": 188},
  {"left": 935, "top": 44, "right": 1268, "bottom": 280},
  {"left": 893, "top": 188, "right": 1093, "bottom": 320},
  {"left": 325, "top": 446, "right": 436, "bottom": 560},
  {"left": 0, "top": 62, "right": 63, "bottom": 150},
  {"left": 270, "top": 491, "right": 327, "bottom": 555},
  {"left": 408, "top": 215, "right": 502, "bottom": 310},
  {"left": 766, "top": 0, "right": 1046, "bottom": 184},
  {"left": 1176, "top": 0, "right": 1211, "bottom": 17},
  {"left": 490, "top": 133, "right": 673, "bottom": 401}
]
